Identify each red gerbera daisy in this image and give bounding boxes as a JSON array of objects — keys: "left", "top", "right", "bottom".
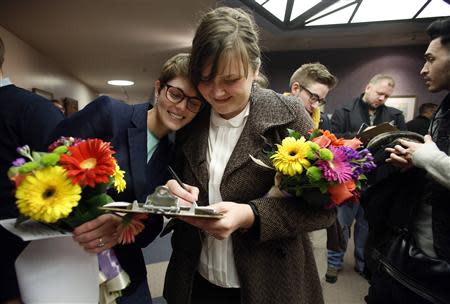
[
  {"left": 59, "top": 139, "right": 116, "bottom": 187},
  {"left": 117, "top": 214, "right": 148, "bottom": 244}
]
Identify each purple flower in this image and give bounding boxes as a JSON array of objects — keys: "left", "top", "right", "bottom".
[
  {"left": 317, "top": 146, "right": 354, "bottom": 183},
  {"left": 12, "top": 158, "right": 26, "bottom": 167},
  {"left": 48, "top": 136, "right": 83, "bottom": 152}
]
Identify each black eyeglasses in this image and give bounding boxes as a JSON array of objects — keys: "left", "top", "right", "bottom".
[
  {"left": 164, "top": 84, "right": 203, "bottom": 113},
  {"left": 300, "top": 85, "right": 326, "bottom": 106}
]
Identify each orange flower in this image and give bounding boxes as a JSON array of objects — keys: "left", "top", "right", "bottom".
[
  {"left": 343, "top": 137, "right": 362, "bottom": 149},
  {"left": 117, "top": 214, "right": 148, "bottom": 244},
  {"left": 10, "top": 174, "right": 27, "bottom": 188},
  {"left": 312, "top": 135, "right": 331, "bottom": 148},
  {"left": 327, "top": 180, "right": 356, "bottom": 205},
  {"left": 321, "top": 130, "right": 345, "bottom": 146},
  {"left": 59, "top": 139, "right": 116, "bottom": 187}
]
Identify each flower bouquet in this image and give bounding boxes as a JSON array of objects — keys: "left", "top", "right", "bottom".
[
  {"left": 8, "top": 137, "right": 146, "bottom": 303},
  {"left": 253, "top": 129, "right": 376, "bottom": 208}
]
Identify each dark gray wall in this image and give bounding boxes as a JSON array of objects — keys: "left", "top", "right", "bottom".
[{"left": 262, "top": 45, "right": 447, "bottom": 118}]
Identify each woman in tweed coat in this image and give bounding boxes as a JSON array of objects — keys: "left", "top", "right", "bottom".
[{"left": 163, "top": 7, "right": 336, "bottom": 304}]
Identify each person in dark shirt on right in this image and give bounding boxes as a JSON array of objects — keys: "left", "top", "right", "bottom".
[
  {"left": 326, "top": 74, "right": 406, "bottom": 284},
  {"left": 366, "top": 17, "right": 450, "bottom": 304},
  {"left": 0, "top": 36, "right": 64, "bottom": 304},
  {"left": 406, "top": 102, "right": 438, "bottom": 135}
]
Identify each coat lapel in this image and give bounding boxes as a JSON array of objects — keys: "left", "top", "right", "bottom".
[
  {"left": 128, "top": 106, "right": 148, "bottom": 202},
  {"left": 182, "top": 107, "right": 210, "bottom": 197},
  {"left": 222, "top": 87, "right": 296, "bottom": 187}
]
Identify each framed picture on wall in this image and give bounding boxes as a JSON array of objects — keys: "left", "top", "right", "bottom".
[
  {"left": 385, "top": 95, "right": 416, "bottom": 122},
  {"left": 32, "top": 88, "right": 54, "bottom": 100}
]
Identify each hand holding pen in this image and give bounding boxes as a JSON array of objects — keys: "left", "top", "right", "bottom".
[{"left": 167, "top": 166, "right": 199, "bottom": 207}]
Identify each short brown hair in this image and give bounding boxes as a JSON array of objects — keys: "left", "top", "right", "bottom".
[
  {"left": 368, "top": 74, "right": 395, "bottom": 87},
  {"left": 0, "top": 37, "right": 4, "bottom": 69},
  {"left": 289, "top": 62, "right": 337, "bottom": 89},
  {"left": 157, "top": 53, "right": 190, "bottom": 93},
  {"left": 189, "top": 7, "right": 261, "bottom": 86}
]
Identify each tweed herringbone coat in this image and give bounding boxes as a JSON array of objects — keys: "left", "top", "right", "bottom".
[{"left": 163, "top": 86, "right": 336, "bottom": 304}]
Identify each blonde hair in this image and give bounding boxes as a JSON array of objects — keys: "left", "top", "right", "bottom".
[
  {"left": 289, "top": 62, "right": 337, "bottom": 89},
  {"left": 368, "top": 74, "right": 395, "bottom": 87},
  {"left": 189, "top": 7, "right": 261, "bottom": 85}
]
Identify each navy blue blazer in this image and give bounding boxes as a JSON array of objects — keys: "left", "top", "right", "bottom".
[
  {"left": 50, "top": 95, "right": 171, "bottom": 295},
  {"left": 0, "top": 84, "right": 64, "bottom": 301}
]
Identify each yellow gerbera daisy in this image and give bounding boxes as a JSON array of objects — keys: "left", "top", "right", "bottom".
[
  {"left": 15, "top": 166, "right": 82, "bottom": 223},
  {"left": 113, "top": 162, "right": 126, "bottom": 193},
  {"left": 271, "top": 137, "right": 312, "bottom": 176}
]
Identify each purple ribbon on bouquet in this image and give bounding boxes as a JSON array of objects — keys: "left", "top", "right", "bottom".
[
  {"left": 98, "top": 249, "right": 122, "bottom": 280},
  {"left": 98, "top": 248, "right": 130, "bottom": 302}
]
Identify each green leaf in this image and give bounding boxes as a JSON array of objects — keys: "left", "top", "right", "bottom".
[
  {"left": 18, "top": 161, "right": 39, "bottom": 174},
  {"left": 306, "top": 166, "right": 322, "bottom": 183},
  {"left": 40, "top": 153, "right": 60, "bottom": 166},
  {"left": 319, "top": 148, "right": 333, "bottom": 161},
  {"left": 308, "top": 129, "right": 323, "bottom": 140},
  {"left": 287, "top": 128, "right": 301, "bottom": 139},
  {"left": 82, "top": 183, "right": 110, "bottom": 198},
  {"left": 85, "top": 193, "right": 114, "bottom": 207},
  {"left": 7, "top": 166, "right": 20, "bottom": 178},
  {"left": 31, "top": 152, "right": 42, "bottom": 162},
  {"left": 53, "top": 146, "right": 68, "bottom": 155}
]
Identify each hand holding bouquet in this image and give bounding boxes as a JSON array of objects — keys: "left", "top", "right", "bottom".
[
  {"left": 254, "top": 129, "right": 376, "bottom": 208},
  {"left": 8, "top": 137, "right": 147, "bottom": 301}
]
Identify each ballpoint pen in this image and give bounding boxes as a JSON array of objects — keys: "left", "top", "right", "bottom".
[{"left": 167, "top": 165, "right": 198, "bottom": 207}]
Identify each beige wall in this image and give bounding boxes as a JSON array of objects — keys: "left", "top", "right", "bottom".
[{"left": 0, "top": 26, "right": 96, "bottom": 109}]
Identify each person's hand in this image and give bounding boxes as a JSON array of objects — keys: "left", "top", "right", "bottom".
[
  {"left": 178, "top": 202, "right": 255, "bottom": 240},
  {"left": 165, "top": 179, "right": 199, "bottom": 207},
  {"left": 385, "top": 135, "right": 434, "bottom": 169},
  {"left": 73, "top": 214, "right": 122, "bottom": 253}
]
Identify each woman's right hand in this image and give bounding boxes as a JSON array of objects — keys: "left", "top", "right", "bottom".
[{"left": 165, "top": 179, "right": 199, "bottom": 207}]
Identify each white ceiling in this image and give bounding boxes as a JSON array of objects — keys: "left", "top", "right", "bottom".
[{"left": 0, "top": 0, "right": 437, "bottom": 103}]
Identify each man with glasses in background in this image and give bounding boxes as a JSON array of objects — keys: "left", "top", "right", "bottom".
[
  {"left": 326, "top": 74, "right": 406, "bottom": 283},
  {"left": 289, "top": 62, "right": 338, "bottom": 284},
  {"left": 290, "top": 62, "right": 337, "bottom": 130}
]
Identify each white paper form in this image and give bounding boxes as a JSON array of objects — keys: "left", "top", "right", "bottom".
[{"left": 0, "top": 218, "right": 72, "bottom": 241}]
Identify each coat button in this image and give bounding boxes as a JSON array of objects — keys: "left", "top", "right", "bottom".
[{"left": 276, "top": 247, "right": 287, "bottom": 257}]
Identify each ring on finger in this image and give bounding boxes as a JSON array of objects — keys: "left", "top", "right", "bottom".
[{"left": 97, "top": 237, "right": 105, "bottom": 248}]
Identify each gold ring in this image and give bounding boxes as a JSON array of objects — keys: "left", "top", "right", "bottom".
[{"left": 97, "top": 237, "right": 105, "bottom": 248}]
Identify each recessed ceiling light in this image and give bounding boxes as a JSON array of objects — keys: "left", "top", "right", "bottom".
[{"left": 107, "top": 80, "right": 134, "bottom": 86}]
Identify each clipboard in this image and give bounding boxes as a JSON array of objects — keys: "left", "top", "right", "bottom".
[
  {"left": 357, "top": 122, "right": 398, "bottom": 146},
  {"left": 100, "top": 202, "right": 224, "bottom": 219}
]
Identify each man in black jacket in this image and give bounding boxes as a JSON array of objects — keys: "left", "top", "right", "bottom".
[
  {"left": 326, "top": 74, "right": 406, "bottom": 283},
  {"left": 406, "top": 102, "right": 438, "bottom": 135},
  {"left": 0, "top": 37, "right": 64, "bottom": 304},
  {"left": 366, "top": 17, "right": 450, "bottom": 304}
]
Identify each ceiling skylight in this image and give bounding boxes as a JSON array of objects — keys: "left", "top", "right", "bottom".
[
  {"left": 240, "top": 0, "right": 450, "bottom": 29},
  {"left": 290, "top": 0, "right": 320, "bottom": 21},
  {"left": 262, "top": 0, "right": 287, "bottom": 21},
  {"left": 352, "top": 0, "right": 427, "bottom": 23},
  {"left": 306, "top": 0, "right": 355, "bottom": 23},
  {"left": 417, "top": 0, "right": 450, "bottom": 18},
  {"left": 307, "top": 3, "right": 357, "bottom": 26}
]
